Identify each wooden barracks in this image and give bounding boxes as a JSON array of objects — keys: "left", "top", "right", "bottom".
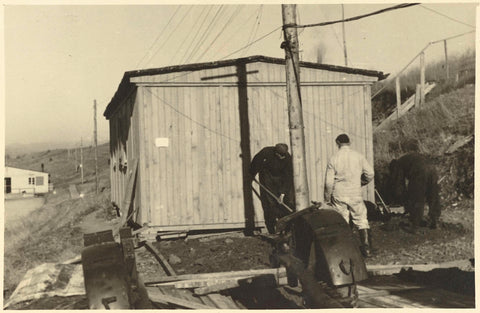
[{"left": 104, "top": 55, "right": 386, "bottom": 233}]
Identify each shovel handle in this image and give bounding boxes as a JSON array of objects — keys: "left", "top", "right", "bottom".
[{"left": 252, "top": 178, "right": 294, "bottom": 213}]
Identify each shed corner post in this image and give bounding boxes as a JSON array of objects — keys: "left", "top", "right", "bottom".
[
  {"left": 363, "top": 84, "right": 375, "bottom": 203},
  {"left": 236, "top": 61, "right": 255, "bottom": 235},
  {"left": 136, "top": 85, "right": 149, "bottom": 225}
]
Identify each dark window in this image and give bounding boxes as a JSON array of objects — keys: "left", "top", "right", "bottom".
[{"left": 5, "top": 177, "right": 11, "bottom": 193}]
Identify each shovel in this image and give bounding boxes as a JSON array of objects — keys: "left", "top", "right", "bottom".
[{"left": 251, "top": 178, "right": 294, "bottom": 214}]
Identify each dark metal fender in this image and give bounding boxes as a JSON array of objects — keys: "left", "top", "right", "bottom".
[
  {"left": 292, "top": 209, "right": 368, "bottom": 286},
  {"left": 81, "top": 241, "right": 132, "bottom": 309}
]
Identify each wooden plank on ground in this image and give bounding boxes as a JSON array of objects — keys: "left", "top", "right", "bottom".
[
  {"left": 144, "top": 242, "right": 177, "bottom": 276},
  {"left": 146, "top": 287, "right": 216, "bottom": 309},
  {"left": 207, "top": 293, "right": 239, "bottom": 309},
  {"left": 144, "top": 267, "right": 286, "bottom": 285},
  {"left": 367, "top": 259, "right": 473, "bottom": 276},
  {"left": 157, "top": 276, "right": 254, "bottom": 288}
]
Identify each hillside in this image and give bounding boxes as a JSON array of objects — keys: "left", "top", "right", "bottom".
[
  {"left": 4, "top": 143, "right": 113, "bottom": 296},
  {"left": 6, "top": 143, "right": 111, "bottom": 190},
  {"left": 373, "top": 83, "right": 475, "bottom": 204}
]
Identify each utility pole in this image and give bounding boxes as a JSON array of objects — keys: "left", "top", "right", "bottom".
[
  {"left": 80, "top": 138, "right": 84, "bottom": 184},
  {"left": 444, "top": 40, "right": 449, "bottom": 80},
  {"left": 74, "top": 148, "right": 78, "bottom": 171},
  {"left": 341, "top": 4, "right": 348, "bottom": 66},
  {"left": 94, "top": 100, "right": 99, "bottom": 194},
  {"left": 395, "top": 77, "right": 401, "bottom": 119},
  {"left": 281, "top": 4, "right": 310, "bottom": 211}
]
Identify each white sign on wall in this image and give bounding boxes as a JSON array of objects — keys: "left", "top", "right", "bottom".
[{"left": 155, "top": 137, "right": 169, "bottom": 147}]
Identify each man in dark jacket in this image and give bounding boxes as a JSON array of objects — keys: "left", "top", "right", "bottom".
[
  {"left": 250, "top": 143, "right": 295, "bottom": 234},
  {"left": 389, "top": 152, "right": 441, "bottom": 232}
]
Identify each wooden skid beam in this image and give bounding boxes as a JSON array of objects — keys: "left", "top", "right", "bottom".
[
  {"left": 144, "top": 242, "right": 177, "bottom": 276},
  {"left": 144, "top": 267, "right": 287, "bottom": 285},
  {"left": 194, "top": 275, "right": 289, "bottom": 295}
]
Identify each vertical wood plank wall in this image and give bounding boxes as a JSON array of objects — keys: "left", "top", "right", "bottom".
[
  {"left": 113, "top": 61, "right": 377, "bottom": 230},
  {"left": 134, "top": 65, "right": 246, "bottom": 228}
]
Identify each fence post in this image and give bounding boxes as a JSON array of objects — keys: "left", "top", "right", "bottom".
[
  {"left": 420, "top": 52, "right": 425, "bottom": 106},
  {"left": 395, "top": 76, "right": 401, "bottom": 119},
  {"left": 415, "top": 84, "right": 421, "bottom": 108}
]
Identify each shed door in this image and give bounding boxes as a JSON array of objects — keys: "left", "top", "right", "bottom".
[{"left": 144, "top": 86, "right": 244, "bottom": 228}]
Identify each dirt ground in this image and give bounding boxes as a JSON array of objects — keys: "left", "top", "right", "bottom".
[
  {"left": 8, "top": 198, "right": 473, "bottom": 310},
  {"left": 140, "top": 198, "right": 473, "bottom": 276}
]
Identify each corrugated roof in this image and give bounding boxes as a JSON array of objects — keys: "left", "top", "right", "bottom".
[{"left": 104, "top": 55, "right": 387, "bottom": 118}]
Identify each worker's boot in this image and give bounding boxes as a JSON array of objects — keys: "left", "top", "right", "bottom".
[{"left": 359, "top": 229, "right": 372, "bottom": 258}]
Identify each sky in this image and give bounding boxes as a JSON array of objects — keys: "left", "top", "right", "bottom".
[{"left": 2, "top": 2, "right": 478, "bottom": 149}]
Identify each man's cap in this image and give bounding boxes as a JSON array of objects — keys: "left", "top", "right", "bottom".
[
  {"left": 335, "top": 134, "right": 350, "bottom": 144},
  {"left": 275, "top": 143, "right": 289, "bottom": 156}
]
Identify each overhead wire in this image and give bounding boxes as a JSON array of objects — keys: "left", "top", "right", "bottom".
[
  {"left": 172, "top": 5, "right": 210, "bottom": 65},
  {"left": 210, "top": 5, "right": 261, "bottom": 59},
  {"left": 242, "top": 5, "right": 264, "bottom": 57},
  {"left": 249, "top": 73, "right": 369, "bottom": 141},
  {"left": 291, "top": 3, "right": 419, "bottom": 29},
  {"left": 144, "top": 88, "right": 240, "bottom": 144},
  {"left": 144, "top": 6, "right": 194, "bottom": 67},
  {"left": 135, "top": 6, "right": 181, "bottom": 69},
  {"left": 219, "top": 26, "right": 282, "bottom": 60},
  {"left": 419, "top": 4, "right": 475, "bottom": 29},
  {"left": 183, "top": 5, "right": 226, "bottom": 64},
  {"left": 178, "top": 5, "right": 214, "bottom": 64},
  {"left": 194, "top": 5, "right": 245, "bottom": 63}
]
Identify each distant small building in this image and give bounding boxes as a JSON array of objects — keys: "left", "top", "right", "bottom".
[{"left": 4, "top": 167, "right": 50, "bottom": 195}]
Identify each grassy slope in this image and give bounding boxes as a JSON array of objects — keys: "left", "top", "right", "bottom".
[
  {"left": 4, "top": 143, "right": 113, "bottom": 295},
  {"left": 373, "top": 83, "right": 475, "bottom": 203}
]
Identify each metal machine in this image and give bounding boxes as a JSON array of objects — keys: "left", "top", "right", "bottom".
[
  {"left": 81, "top": 228, "right": 151, "bottom": 309},
  {"left": 272, "top": 202, "right": 369, "bottom": 308}
]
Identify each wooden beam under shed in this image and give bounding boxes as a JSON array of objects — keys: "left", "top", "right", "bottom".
[{"left": 144, "top": 242, "right": 177, "bottom": 276}]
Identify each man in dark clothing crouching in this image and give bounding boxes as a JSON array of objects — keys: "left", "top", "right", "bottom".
[{"left": 250, "top": 143, "right": 296, "bottom": 234}]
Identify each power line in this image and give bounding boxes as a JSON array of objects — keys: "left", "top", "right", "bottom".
[
  {"left": 178, "top": 5, "right": 214, "bottom": 64},
  {"left": 194, "top": 5, "right": 245, "bottom": 63},
  {"left": 135, "top": 6, "right": 181, "bottom": 68},
  {"left": 292, "top": 3, "right": 419, "bottom": 29},
  {"left": 249, "top": 73, "right": 370, "bottom": 141},
  {"left": 219, "top": 26, "right": 282, "bottom": 60},
  {"left": 183, "top": 5, "right": 225, "bottom": 64},
  {"left": 209, "top": 5, "right": 260, "bottom": 59},
  {"left": 144, "top": 6, "right": 194, "bottom": 67},
  {"left": 172, "top": 6, "right": 209, "bottom": 65},
  {"left": 420, "top": 4, "right": 475, "bottom": 29},
  {"left": 145, "top": 88, "right": 240, "bottom": 144},
  {"left": 242, "top": 5, "right": 263, "bottom": 57}
]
